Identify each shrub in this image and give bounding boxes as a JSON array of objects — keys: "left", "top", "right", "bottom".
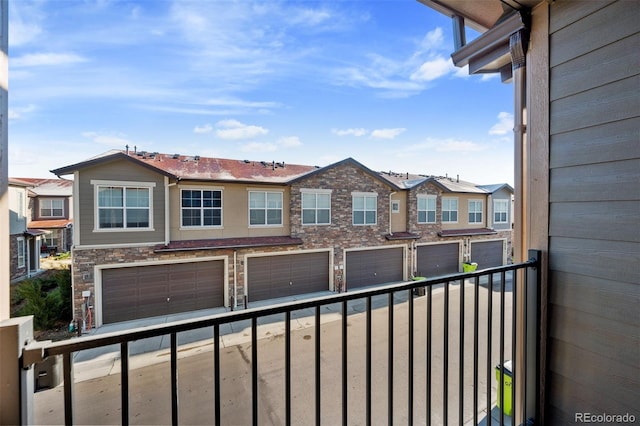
[{"left": 13, "top": 270, "right": 72, "bottom": 330}]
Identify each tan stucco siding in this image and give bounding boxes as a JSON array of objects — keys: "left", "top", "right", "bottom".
[
  {"left": 169, "top": 182, "right": 292, "bottom": 240},
  {"left": 440, "top": 193, "right": 489, "bottom": 230},
  {"left": 77, "top": 159, "right": 166, "bottom": 246}
]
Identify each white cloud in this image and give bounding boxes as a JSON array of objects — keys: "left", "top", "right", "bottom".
[
  {"left": 278, "top": 136, "right": 302, "bottom": 147},
  {"left": 332, "top": 27, "right": 456, "bottom": 97},
  {"left": 241, "top": 142, "right": 277, "bottom": 153},
  {"left": 12, "top": 52, "right": 88, "bottom": 67},
  {"left": 205, "top": 98, "right": 281, "bottom": 109},
  {"left": 9, "top": 22, "right": 42, "bottom": 47},
  {"left": 402, "top": 137, "right": 486, "bottom": 154},
  {"left": 418, "top": 27, "right": 445, "bottom": 51},
  {"left": 82, "top": 131, "right": 131, "bottom": 147},
  {"left": 9, "top": 1, "right": 45, "bottom": 47},
  {"left": 371, "top": 128, "right": 406, "bottom": 139},
  {"left": 194, "top": 124, "right": 213, "bottom": 134},
  {"left": 435, "top": 140, "right": 485, "bottom": 152},
  {"left": 489, "top": 112, "right": 514, "bottom": 136},
  {"left": 332, "top": 128, "right": 368, "bottom": 137},
  {"left": 288, "top": 8, "right": 332, "bottom": 27},
  {"left": 8, "top": 104, "right": 37, "bottom": 120},
  {"left": 215, "top": 119, "right": 269, "bottom": 140},
  {"left": 410, "top": 56, "right": 455, "bottom": 82}
]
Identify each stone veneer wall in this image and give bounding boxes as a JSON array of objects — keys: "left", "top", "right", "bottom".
[
  {"left": 290, "top": 163, "right": 399, "bottom": 258},
  {"left": 9, "top": 234, "right": 27, "bottom": 281},
  {"left": 71, "top": 244, "right": 307, "bottom": 320},
  {"left": 407, "top": 181, "right": 443, "bottom": 237}
]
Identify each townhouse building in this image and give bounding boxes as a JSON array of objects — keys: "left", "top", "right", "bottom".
[
  {"left": 8, "top": 178, "right": 73, "bottom": 282},
  {"left": 52, "top": 150, "right": 512, "bottom": 327}
]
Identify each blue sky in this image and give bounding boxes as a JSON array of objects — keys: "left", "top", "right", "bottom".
[{"left": 8, "top": 0, "right": 514, "bottom": 185}]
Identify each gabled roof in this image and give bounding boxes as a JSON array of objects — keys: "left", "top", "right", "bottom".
[
  {"left": 52, "top": 150, "right": 318, "bottom": 185},
  {"left": 432, "top": 176, "right": 488, "bottom": 194},
  {"left": 477, "top": 183, "right": 514, "bottom": 194},
  {"left": 10, "top": 178, "right": 73, "bottom": 197},
  {"left": 377, "top": 171, "right": 429, "bottom": 189},
  {"left": 290, "top": 157, "right": 403, "bottom": 190}
]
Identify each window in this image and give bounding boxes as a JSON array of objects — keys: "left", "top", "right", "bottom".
[
  {"left": 17, "top": 191, "right": 25, "bottom": 218},
  {"left": 249, "top": 191, "right": 283, "bottom": 226},
  {"left": 181, "top": 189, "right": 222, "bottom": 227},
  {"left": 93, "top": 181, "right": 154, "bottom": 230},
  {"left": 391, "top": 200, "right": 400, "bottom": 213},
  {"left": 353, "top": 193, "right": 377, "bottom": 225},
  {"left": 302, "top": 190, "right": 331, "bottom": 225},
  {"left": 43, "top": 232, "right": 58, "bottom": 248},
  {"left": 40, "top": 198, "right": 64, "bottom": 217},
  {"left": 494, "top": 199, "right": 509, "bottom": 224},
  {"left": 417, "top": 195, "right": 436, "bottom": 223},
  {"left": 17, "top": 237, "right": 25, "bottom": 268},
  {"left": 442, "top": 198, "right": 458, "bottom": 223},
  {"left": 468, "top": 200, "right": 483, "bottom": 224}
]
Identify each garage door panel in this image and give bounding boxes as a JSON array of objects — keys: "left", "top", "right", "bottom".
[
  {"left": 248, "top": 252, "right": 329, "bottom": 301},
  {"left": 470, "top": 241, "right": 504, "bottom": 269},
  {"left": 416, "top": 243, "right": 460, "bottom": 277},
  {"left": 102, "top": 261, "right": 225, "bottom": 325},
  {"left": 346, "top": 248, "right": 404, "bottom": 289}
]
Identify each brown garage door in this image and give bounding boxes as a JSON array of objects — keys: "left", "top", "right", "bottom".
[
  {"left": 470, "top": 240, "right": 504, "bottom": 269},
  {"left": 102, "top": 261, "right": 225, "bottom": 324},
  {"left": 346, "top": 247, "right": 404, "bottom": 290},
  {"left": 247, "top": 252, "right": 330, "bottom": 302},
  {"left": 416, "top": 243, "right": 460, "bottom": 277}
]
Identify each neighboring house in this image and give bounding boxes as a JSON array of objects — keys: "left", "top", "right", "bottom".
[
  {"left": 11, "top": 178, "right": 73, "bottom": 255},
  {"left": 419, "top": 0, "right": 639, "bottom": 423},
  {"left": 8, "top": 180, "right": 43, "bottom": 281},
  {"left": 51, "top": 150, "right": 512, "bottom": 327}
]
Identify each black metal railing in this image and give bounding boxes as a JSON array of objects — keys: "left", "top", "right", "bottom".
[{"left": 24, "top": 252, "right": 540, "bottom": 425}]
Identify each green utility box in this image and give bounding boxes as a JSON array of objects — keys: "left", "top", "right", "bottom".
[
  {"left": 496, "top": 360, "right": 513, "bottom": 416},
  {"left": 463, "top": 262, "right": 478, "bottom": 272}
]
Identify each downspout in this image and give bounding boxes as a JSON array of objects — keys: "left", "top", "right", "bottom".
[
  {"left": 388, "top": 191, "right": 396, "bottom": 235},
  {"left": 233, "top": 250, "right": 237, "bottom": 310},
  {"left": 510, "top": 24, "right": 534, "bottom": 425},
  {"left": 165, "top": 177, "right": 178, "bottom": 246}
]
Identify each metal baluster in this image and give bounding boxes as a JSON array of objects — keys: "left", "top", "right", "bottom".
[
  {"left": 342, "top": 300, "right": 348, "bottom": 426},
  {"left": 170, "top": 333, "right": 178, "bottom": 426},
  {"left": 121, "top": 342, "right": 129, "bottom": 425}
]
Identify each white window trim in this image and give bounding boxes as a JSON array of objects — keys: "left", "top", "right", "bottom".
[
  {"left": 248, "top": 190, "right": 284, "bottom": 227},
  {"left": 91, "top": 180, "right": 156, "bottom": 232},
  {"left": 352, "top": 192, "right": 378, "bottom": 226},
  {"left": 391, "top": 200, "right": 400, "bottom": 213},
  {"left": 17, "top": 237, "right": 26, "bottom": 268},
  {"left": 39, "top": 198, "right": 65, "bottom": 218},
  {"left": 179, "top": 187, "right": 224, "bottom": 229},
  {"left": 417, "top": 194, "right": 437, "bottom": 224},
  {"left": 493, "top": 199, "right": 509, "bottom": 224},
  {"left": 301, "top": 189, "right": 332, "bottom": 226},
  {"left": 442, "top": 197, "right": 459, "bottom": 224},
  {"left": 468, "top": 199, "right": 484, "bottom": 224}
]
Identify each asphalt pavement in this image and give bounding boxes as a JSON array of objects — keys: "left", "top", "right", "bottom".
[{"left": 34, "top": 278, "right": 514, "bottom": 425}]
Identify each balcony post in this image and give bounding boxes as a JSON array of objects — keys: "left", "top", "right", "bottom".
[
  {"left": 0, "top": 316, "right": 35, "bottom": 425},
  {"left": 516, "top": 249, "right": 541, "bottom": 424}
]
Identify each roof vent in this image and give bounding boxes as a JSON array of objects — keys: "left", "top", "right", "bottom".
[{"left": 172, "top": 153, "right": 180, "bottom": 159}]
